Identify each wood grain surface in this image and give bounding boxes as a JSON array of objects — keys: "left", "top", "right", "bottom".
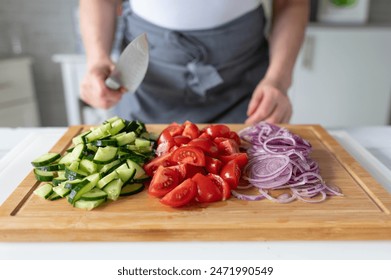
[{"left": 0, "top": 124, "right": 390, "bottom": 241}]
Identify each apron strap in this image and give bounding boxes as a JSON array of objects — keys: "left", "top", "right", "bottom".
[{"left": 165, "top": 31, "right": 223, "bottom": 97}]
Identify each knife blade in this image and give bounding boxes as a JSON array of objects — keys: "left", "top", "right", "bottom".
[{"left": 105, "top": 33, "right": 149, "bottom": 92}]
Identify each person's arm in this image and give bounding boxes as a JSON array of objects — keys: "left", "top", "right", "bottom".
[
  {"left": 245, "top": 0, "right": 309, "bottom": 124},
  {"left": 79, "top": 0, "right": 125, "bottom": 109}
]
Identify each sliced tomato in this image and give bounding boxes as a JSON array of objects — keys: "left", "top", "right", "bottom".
[
  {"left": 203, "top": 124, "right": 230, "bottom": 139},
  {"left": 207, "top": 173, "right": 231, "bottom": 200},
  {"left": 218, "top": 139, "right": 240, "bottom": 155},
  {"left": 171, "top": 146, "right": 205, "bottom": 166},
  {"left": 157, "top": 129, "right": 174, "bottom": 145},
  {"left": 220, "top": 160, "right": 241, "bottom": 189},
  {"left": 228, "top": 131, "right": 241, "bottom": 146},
  {"left": 192, "top": 173, "right": 222, "bottom": 203},
  {"left": 168, "top": 163, "right": 206, "bottom": 180},
  {"left": 205, "top": 156, "right": 222, "bottom": 174},
  {"left": 219, "top": 153, "right": 248, "bottom": 169},
  {"left": 160, "top": 178, "right": 197, "bottom": 207},
  {"left": 188, "top": 137, "right": 219, "bottom": 157},
  {"left": 143, "top": 152, "right": 175, "bottom": 176},
  {"left": 181, "top": 121, "right": 200, "bottom": 139},
  {"left": 173, "top": 135, "right": 191, "bottom": 146},
  {"left": 159, "top": 122, "right": 184, "bottom": 139},
  {"left": 148, "top": 166, "right": 181, "bottom": 198},
  {"left": 198, "top": 131, "right": 212, "bottom": 139}
]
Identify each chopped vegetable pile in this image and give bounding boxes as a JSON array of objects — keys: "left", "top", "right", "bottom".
[
  {"left": 32, "top": 116, "right": 155, "bottom": 210},
  {"left": 234, "top": 122, "right": 343, "bottom": 203},
  {"left": 144, "top": 121, "right": 248, "bottom": 207}
]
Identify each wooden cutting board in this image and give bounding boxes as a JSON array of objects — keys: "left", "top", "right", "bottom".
[{"left": 0, "top": 124, "right": 390, "bottom": 241}]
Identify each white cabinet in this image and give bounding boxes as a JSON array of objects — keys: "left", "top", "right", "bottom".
[
  {"left": 0, "top": 57, "right": 40, "bottom": 127},
  {"left": 289, "top": 26, "right": 391, "bottom": 128}
]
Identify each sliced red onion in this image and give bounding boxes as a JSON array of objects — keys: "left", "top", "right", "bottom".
[{"left": 235, "top": 122, "right": 343, "bottom": 203}]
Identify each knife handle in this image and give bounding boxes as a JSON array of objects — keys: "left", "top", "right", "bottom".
[{"left": 105, "top": 77, "right": 121, "bottom": 90}]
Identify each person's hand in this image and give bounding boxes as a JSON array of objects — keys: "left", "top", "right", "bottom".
[
  {"left": 245, "top": 79, "right": 292, "bottom": 125},
  {"left": 80, "top": 63, "right": 126, "bottom": 109}
]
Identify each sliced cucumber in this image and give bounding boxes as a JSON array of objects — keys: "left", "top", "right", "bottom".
[
  {"left": 103, "top": 178, "right": 123, "bottom": 201},
  {"left": 30, "top": 116, "right": 152, "bottom": 210},
  {"left": 68, "top": 173, "right": 100, "bottom": 205},
  {"left": 34, "top": 183, "right": 53, "bottom": 199},
  {"left": 53, "top": 183, "right": 71, "bottom": 197},
  {"left": 120, "top": 183, "right": 144, "bottom": 196},
  {"left": 74, "top": 198, "right": 106, "bottom": 211},
  {"left": 93, "top": 146, "right": 118, "bottom": 164},
  {"left": 80, "top": 188, "right": 108, "bottom": 201},
  {"left": 34, "top": 169, "right": 56, "bottom": 182},
  {"left": 126, "top": 159, "right": 146, "bottom": 180},
  {"left": 31, "top": 153, "right": 61, "bottom": 167}
]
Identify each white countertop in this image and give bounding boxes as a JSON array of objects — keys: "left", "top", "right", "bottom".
[{"left": 1, "top": 126, "right": 391, "bottom": 260}]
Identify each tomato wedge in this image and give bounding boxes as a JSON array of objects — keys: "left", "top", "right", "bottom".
[
  {"left": 188, "top": 137, "right": 219, "bottom": 157},
  {"left": 168, "top": 163, "right": 206, "bottom": 180},
  {"left": 182, "top": 121, "right": 200, "bottom": 139},
  {"left": 160, "top": 178, "right": 197, "bottom": 207},
  {"left": 207, "top": 173, "right": 231, "bottom": 200},
  {"left": 148, "top": 166, "right": 181, "bottom": 197},
  {"left": 161, "top": 122, "right": 184, "bottom": 137},
  {"left": 203, "top": 124, "right": 231, "bottom": 138},
  {"left": 220, "top": 160, "right": 241, "bottom": 189},
  {"left": 219, "top": 153, "right": 248, "bottom": 169},
  {"left": 204, "top": 156, "right": 222, "bottom": 174},
  {"left": 218, "top": 139, "right": 240, "bottom": 155},
  {"left": 171, "top": 146, "right": 205, "bottom": 166},
  {"left": 192, "top": 173, "right": 223, "bottom": 203},
  {"left": 143, "top": 152, "right": 175, "bottom": 176}
]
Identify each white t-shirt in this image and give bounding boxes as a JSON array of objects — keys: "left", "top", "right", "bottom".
[{"left": 129, "top": 0, "right": 263, "bottom": 30}]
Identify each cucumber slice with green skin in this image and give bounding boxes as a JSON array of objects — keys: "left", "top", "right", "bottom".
[
  {"left": 109, "top": 118, "right": 126, "bottom": 135},
  {"left": 80, "top": 188, "right": 108, "bottom": 201},
  {"left": 126, "top": 159, "right": 146, "bottom": 180},
  {"left": 52, "top": 175, "right": 67, "bottom": 186},
  {"left": 34, "top": 169, "right": 56, "bottom": 182},
  {"left": 65, "top": 166, "right": 88, "bottom": 180},
  {"left": 115, "top": 131, "right": 136, "bottom": 146},
  {"left": 31, "top": 153, "right": 61, "bottom": 167},
  {"left": 58, "top": 152, "right": 74, "bottom": 165},
  {"left": 97, "top": 169, "right": 119, "bottom": 189},
  {"left": 47, "top": 191, "right": 62, "bottom": 201},
  {"left": 53, "top": 184, "right": 71, "bottom": 197},
  {"left": 72, "top": 130, "right": 91, "bottom": 145},
  {"left": 85, "top": 123, "right": 111, "bottom": 143},
  {"left": 68, "top": 173, "right": 100, "bottom": 205},
  {"left": 103, "top": 178, "right": 123, "bottom": 201},
  {"left": 65, "top": 179, "right": 88, "bottom": 191},
  {"left": 93, "top": 146, "right": 118, "bottom": 164},
  {"left": 98, "top": 159, "right": 123, "bottom": 177},
  {"left": 116, "top": 167, "right": 136, "bottom": 184},
  {"left": 74, "top": 198, "right": 106, "bottom": 211},
  {"left": 70, "top": 143, "right": 86, "bottom": 160},
  {"left": 120, "top": 183, "right": 144, "bottom": 196},
  {"left": 91, "top": 139, "right": 118, "bottom": 147},
  {"left": 34, "top": 183, "right": 53, "bottom": 199},
  {"left": 36, "top": 163, "right": 65, "bottom": 172},
  {"left": 79, "top": 159, "right": 98, "bottom": 174}
]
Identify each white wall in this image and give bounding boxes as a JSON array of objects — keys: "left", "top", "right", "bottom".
[{"left": 0, "top": 0, "right": 78, "bottom": 126}]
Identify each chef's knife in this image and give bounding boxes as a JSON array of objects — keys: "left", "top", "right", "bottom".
[{"left": 105, "top": 33, "right": 149, "bottom": 92}]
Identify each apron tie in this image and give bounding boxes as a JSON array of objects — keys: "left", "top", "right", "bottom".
[{"left": 166, "top": 31, "right": 223, "bottom": 96}]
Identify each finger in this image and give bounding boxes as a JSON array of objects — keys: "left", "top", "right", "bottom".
[
  {"left": 245, "top": 93, "right": 277, "bottom": 124},
  {"left": 247, "top": 87, "right": 264, "bottom": 116}
]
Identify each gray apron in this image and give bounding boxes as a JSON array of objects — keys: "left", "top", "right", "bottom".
[{"left": 122, "top": 5, "right": 269, "bottom": 123}]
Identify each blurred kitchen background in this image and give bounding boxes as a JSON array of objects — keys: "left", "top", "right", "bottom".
[{"left": 0, "top": 0, "right": 390, "bottom": 128}]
